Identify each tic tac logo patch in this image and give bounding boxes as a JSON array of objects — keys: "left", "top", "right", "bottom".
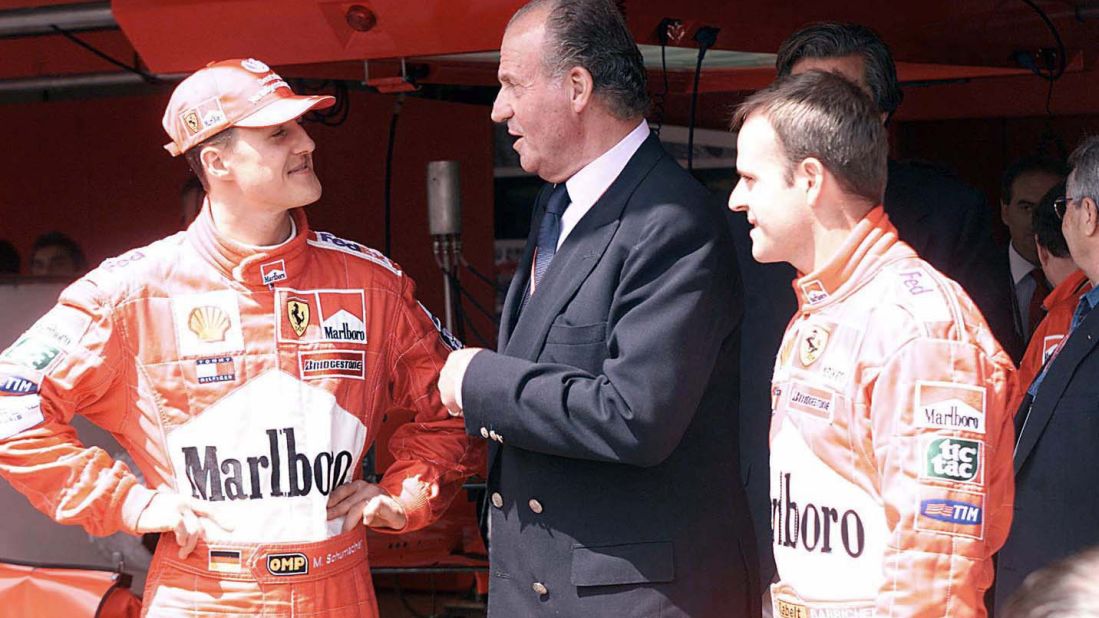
[
  {"left": 260, "top": 260, "right": 288, "bottom": 286},
  {"left": 1, "top": 336, "right": 63, "bottom": 373},
  {"left": 276, "top": 289, "right": 367, "bottom": 344},
  {"left": 914, "top": 381, "right": 986, "bottom": 435},
  {"left": 299, "top": 350, "right": 366, "bottom": 380},
  {"left": 916, "top": 487, "right": 985, "bottom": 540},
  {"left": 798, "top": 324, "right": 830, "bottom": 367},
  {"left": 266, "top": 552, "right": 308, "bottom": 576},
  {"left": 195, "top": 357, "right": 235, "bottom": 384},
  {"left": 922, "top": 437, "right": 983, "bottom": 485},
  {"left": 0, "top": 376, "right": 38, "bottom": 395},
  {"left": 207, "top": 548, "right": 243, "bottom": 574},
  {"left": 172, "top": 291, "right": 245, "bottom": 358},
  {"left": 785, "top": 380, "right": 835, "bottom": 421}
]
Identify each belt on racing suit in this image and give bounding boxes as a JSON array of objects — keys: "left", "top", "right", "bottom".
[
  {"left": 156, "top": 527, "right": 368, "bottom": 584},
  {"left": 772, "top": 585, "right": 875, "bottom": 618}
]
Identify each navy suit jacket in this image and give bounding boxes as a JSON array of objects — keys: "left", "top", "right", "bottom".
[
  {"left": 461, "top": 135, "right": 760, "bottom": 617},
  {"left": 996, "top": 302, "right": 1099, "bottom": 607}
]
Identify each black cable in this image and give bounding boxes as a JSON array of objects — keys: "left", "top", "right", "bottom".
[
  {"left": 299, "top": 80, "right": 351, "bottom": 127},
  {"left": 383, "top": 94, "right": 405, "bottom": 257},
  {"left": 1021, "top": 0, "right": 1067, "bottom": 81},
  {"left": 459, "top": 257, "right": 506, "bottom": 292},
  {"left": 651, "top": 22, "right": 671, "bottom": 137},
  {"left": 687, "top": 27, "right": 720, "bottom": 172},
  {"left": 448, "top": 271, "right": 469, "bottom": 342},
  {"left": 50, "top": 25, "right": 158, "bottom": 83},
  {"left": 455, "top": 282, "right": 500, "bottom": 326}
]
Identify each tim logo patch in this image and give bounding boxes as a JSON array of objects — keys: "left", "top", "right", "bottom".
[
  {"left": 914, "top": 381, "right": 986, "bottom": 434},
  {"left": 916, "top": 487, "right": 985, "bottom": 540},
  {"left": 299, "top": 350, "right": 366, "bottom": 380},
  {"left": 276, "top": 289, "right": 367, "bottom": 344},
  {"left": 267, "top": 552, "right": 308, "bottom": 576}
]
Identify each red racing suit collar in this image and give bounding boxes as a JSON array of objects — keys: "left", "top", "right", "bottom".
[
  {"left": 187, "top": 202, "right": 312, "bottom": 289},
  {"left": 794, "top": 205, "right": 900, "bottom": 311}
]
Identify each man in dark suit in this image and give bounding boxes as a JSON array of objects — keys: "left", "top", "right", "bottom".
[
  {"left": 436, "top": 0, "right": 760, "bottom": 615},
  {"left": 997, "top": 136, "right": 1099, "bottom": 608}
]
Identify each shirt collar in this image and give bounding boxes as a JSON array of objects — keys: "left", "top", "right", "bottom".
[
  {"left": 1008, "top": 242, "right": 1038, "bottom": 284},
  {"left": 794, "top": 205, "right": 899, "bottom": 309},
  {"left": 187, "top": 200, "right": 312, "bottom": 289},
  {"left": 564, "top": 119, "right": 649, "bottom": 212}
]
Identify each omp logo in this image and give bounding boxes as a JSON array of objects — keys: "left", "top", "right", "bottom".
[{"left": 266, "top": 552, "right": 308, "bottom": 576}]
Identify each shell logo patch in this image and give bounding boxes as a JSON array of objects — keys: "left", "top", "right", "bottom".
[{"left": 188, "top": 306, "right": 231, "bottom": 343}]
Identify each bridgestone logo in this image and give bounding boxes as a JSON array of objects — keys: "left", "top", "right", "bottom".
[{"left": 303, "top": 360, "right": 363, "bottom": 371}]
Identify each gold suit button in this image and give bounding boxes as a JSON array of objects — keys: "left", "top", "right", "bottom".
[
  {"left": 532, "top": 582, "right": 548, "bottom": 596},
  {"left": 528, "top": 499, "right": 543, "bottom": 514}
]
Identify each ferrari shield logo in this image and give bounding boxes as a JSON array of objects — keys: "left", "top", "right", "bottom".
[
  {"left": 799, "top": 324, "right": 830, "bottom": 366},
  {"left": 182, "top": 110, "right": 202, "bottom": 134},
  {"left": 287, "top": 297, "right": 310, "bottom": 337}
]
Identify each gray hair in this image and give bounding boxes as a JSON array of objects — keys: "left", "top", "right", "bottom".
[
  {"left": 1001, "top": 546, "right": 1099, "bottom": 617},
  {"left": 1069, "top": 136, "right": 1099, "bottom": 206},
  {"left": 511, "top": 0, "right": 649, "bottom": 119},
  {"left": 732, "top": 70, "right": 888, "bottom": 204}
]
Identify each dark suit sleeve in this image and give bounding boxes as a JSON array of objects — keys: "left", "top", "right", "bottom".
[{"left": 461, "top": 203, "right": 739, "bottom": 467}]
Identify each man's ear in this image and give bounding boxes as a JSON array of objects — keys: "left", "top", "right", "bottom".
[
  {"left": 800, "top": 157, "right": 825, "bottom": 206},
  {"left": 1001, "top": 201, "right": 1010, "bottom": 226},
  {"left": 568, "top": 66, "right": 594, "bottom": 114},
  {"left": 1083, "top": 197, "right": 1099, "bottom": 237},
  {"left": 1036, "top": 235, "right": 1052, "bottom": 270},
  {"left": 201, "top": 144, "right": 231, "bottom": 182}
]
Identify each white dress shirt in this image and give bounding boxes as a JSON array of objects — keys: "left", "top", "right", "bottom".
[{"left": 1009, "top": 242, "right": 1039, "bottom": 338}]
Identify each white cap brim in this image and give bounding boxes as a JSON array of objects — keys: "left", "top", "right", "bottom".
[{"left": 235, "top": 95, "right": 336, "bottom": 128}]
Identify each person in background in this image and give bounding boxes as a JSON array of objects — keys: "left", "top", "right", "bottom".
[
  {"left": 775, "top": 22, "right": 1020, "bottom": 360},
  {"left": 1000, "top": 156, "right": 1067, "bottom": 346},
  {"left": 729, "top": 70, "right": 1016, "bottom": 616},
  {"left": 1010, "top": 180, "right": 1089, "bottom": 410},
  {"left": 1000, "top": 546, "right": 1099, "bottom": 618},
  {"left": 30, "top": 231, "right": 86, "bottom": 278},
  {"left": 0, "top": 240, "right": 20, "bottom": 274},
  {"left": 999, "top": 136, "right": 1099, "bottom": 608}
]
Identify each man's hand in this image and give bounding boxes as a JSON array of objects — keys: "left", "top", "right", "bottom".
[
  {"left": 326, "top": 480, "right": 408, "bottom": 532},
  {"left": 438, "top": 347, "right": 483, "bottom": 416},
  {"left": 134, "top": 489, "right": 234, "bottom": 559}
]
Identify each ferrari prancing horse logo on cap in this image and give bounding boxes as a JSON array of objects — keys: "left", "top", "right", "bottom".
[
  {"left": 287, "top": 297, "right": 310, "bottom": 337},
  {"left": 182, "top": 110, "right": 201, "bottom": 134},
  {"left": 799, "top": 324, "right": 830, "bottom": 367}
]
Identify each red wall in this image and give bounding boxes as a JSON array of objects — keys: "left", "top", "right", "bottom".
[{"left": 0, "top": 89, "right": 497, "bottom": 343}]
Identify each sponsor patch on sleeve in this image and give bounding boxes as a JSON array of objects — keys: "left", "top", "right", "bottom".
[
  {"left": 417, "top": 302, "right": 463, "bottom": 351},
  {"left": 0, "top": 394, "right": 45, "bottom": 440},
  {"left": 308, "top": 232, "right": 402, "bottom": 276},
  {"left": 920, "top": 436, "right": 983, "bottom": 486},
  {"left": 916, "top": 486, "right": 985, "bottom": 540},
  {"left": 914, "top": 381, "right": 986, "bottom": 434},
  {"left": 1, "top": 335, "right": 64, "bottom": 373}
]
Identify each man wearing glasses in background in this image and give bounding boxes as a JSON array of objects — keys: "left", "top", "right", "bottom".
[{"left": 998, "top": 136, "right": 1099, "bottom": 610}]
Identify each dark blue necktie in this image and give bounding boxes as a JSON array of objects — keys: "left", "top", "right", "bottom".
[{"left": 531, "top": 183, "right": 571, "bottom": 293}]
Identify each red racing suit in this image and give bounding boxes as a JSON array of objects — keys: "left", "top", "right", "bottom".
[
  {"left": 0, "top": 206, "right": 480, "bottom": 616},
  {"left": 768, "top": 206, "right": 1016, "bottom": 617},
  {"left": 1012, "top": 269, "right": 1090, "bottom": 411}
]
